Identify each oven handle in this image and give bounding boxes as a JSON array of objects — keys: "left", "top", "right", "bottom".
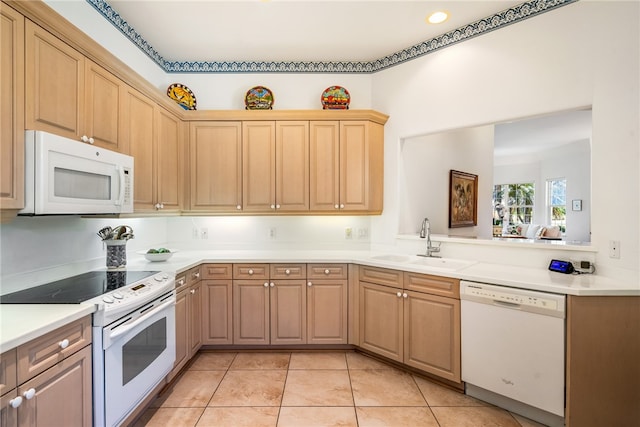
[{"left": 104, "top": 298, "right": 175, "bottom": 348}]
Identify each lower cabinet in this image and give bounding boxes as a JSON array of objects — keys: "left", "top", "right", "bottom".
[
  {"left": 1, "top": 316, "right": 92, "bottom": 427},
  {"left": 170, "top": 266, "right": 202, "bottom": 379},
  {"left": 359, "top": 266, "right": 461, "bottom": 383}
]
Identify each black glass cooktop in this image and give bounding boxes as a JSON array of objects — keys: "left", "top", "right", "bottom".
[{"left": 0, "top": 270, "right": 159, "bottom": 304}]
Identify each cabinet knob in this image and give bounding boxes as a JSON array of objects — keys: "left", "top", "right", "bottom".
[
  {"left": 324, "top": 269, "right": 330, "bottom": 275},
  {"left": 193, "top": 272, "right": 200, "bottom": 278},
  {"left": 58, "top": 339, "right": 70, "bottom": 349},
  {"left": 334, "top": 204, "right": 339, "bottom": 209},
  {"left": 307, "top": 281, "right": 312, "bottom": 287},
  {"left": 396, "top": 292, "right": 402, "bottom": 298},
  {"left": 263, "top": 282, "right": 269, "bottom": 287},
  {"left": 285, "top": 269, "right": 291, "bottom": 275},
  {"left": 190, "top": 289, "right": 196, "bottom": 294},
  {"left": 23, "top": 388, "right": 36, "bottom": 400},
  {"left": 270, "top": 282, "right": 275, "bottom": 287},
  {"left": 80, "top": 135, "right": 94, "bottom": 144},
  {"left": 403, "top": 293, "right": 408, "bottom": 298},
  {"left": 270, "top": 204, "right": 275, "bottom": 209},
  {"left": 178, "top": 279, "right": 185, "bottom": 286},
  {"left": 236, "top": 205, "right": 242, "bottom": 210},
  {"left": 340, "top": 204, "right": 345, "bottom": 209},
  {"left": 9, "top": 396, "right": 23, "bottom": 408},
  {"left": 248, "top": 269, "right": 254, "bottom": 275},
  {"left": 276, "top": 204, "right": 281, "bottom": 209}
]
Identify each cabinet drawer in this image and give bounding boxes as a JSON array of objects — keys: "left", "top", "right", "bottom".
[
  {"left": 0, "top": 349, "right": 17, "bottom": 397},
  {"left": 186, "top": 266, "right": 202, "bottom": 285},
  {"left": 233, "top": 263, "right": 269, "bottom": 280},
  {"left": 307, "top": 264, "right": 348, "bottom": 279},
  {"left": 175, "top": 273, "right": 188, "bottom": 291},
  {"left": 404, "top": 272, "right": 459, "bottom": 298},
  {"left": 270, "top": 264, "right": 306, "bottom": 280},
  {"left": 359, "top": 266, "right": 403, "bottom": 288},
  {"left": 17, "top": 315, "right": 92, "bottom": 383},
  {"left": 201, "top": 263, "right": 233, "bottom": 280}
]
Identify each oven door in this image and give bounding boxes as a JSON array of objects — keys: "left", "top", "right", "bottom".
[{"left": 95, "top": 291, "right": 176, "bottom": 427}]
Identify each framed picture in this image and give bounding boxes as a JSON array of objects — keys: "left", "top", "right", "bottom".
[{"left": 449, "top": 170, "right": 478, "bottom": 228}]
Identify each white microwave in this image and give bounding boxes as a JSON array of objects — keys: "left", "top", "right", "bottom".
[{"left": 19, "top": 130, "right": 134, "bottom": 215}]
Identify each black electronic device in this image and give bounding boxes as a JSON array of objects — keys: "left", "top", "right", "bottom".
[{"left": 548, "top": 259, "right": 575, "bottom": 274}]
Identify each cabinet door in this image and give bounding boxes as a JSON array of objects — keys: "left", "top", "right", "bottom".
[
  {"left": 0, "top": 4, "right": 24, "bottom": 211},
  {"left": 18, "top": 345, "right": 92, "bottom": 427},
  {"left": 233, "top": 280, "right": 270, "bottom": 345},
  {"left": 25, "top": 20, "right": 84, "bottom": 140},
  {"left": 309, "top": 121, "right": 340, "bottom": 211},
  {"left": 307, "top": 279, "right": 348, "bottom": 344},
  {"left": 173, "top": 287, "right": 189, "bottom": 374},
  {"left": 189, "top": 281, "right": 203, "bottom": 356},
  {"left": 122, "top": 87, "right": 156, "bottom": 211},
  {"left": 270, "top": 280, "right": 307, "bottom": 345},
  {"left": 155, "top": 107, "right": 183, "bottom": 212},
  {"left": 0, "top": 389, "right": 18, "bottom": 427},
  {"left": 340, "top": 121, "right": 383, "bottom": 212},
  {"left": 243, "top": 121, "right": 276, "bottom": 212},
  {"left": 84, "top": 60, "right": 124, "bottom": 152},
  {"left": 189, "top": 122, "right": 242, "bottom": 212},
  {"left": 276, "top": 121, "right": 309, "bottom": 211},
  {"left": 359, "top": 281, "right": 403, "bottom": 362},
  {"left": 202, "top": 280, "right": 233, "bottom": 345},
  {"left": 404, "top": 290, "right": 460, "bottom": 382}
]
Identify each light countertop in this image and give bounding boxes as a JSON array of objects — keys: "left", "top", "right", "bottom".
[{"left": 2, "top": 249, "right": 637, "bottom": 353}]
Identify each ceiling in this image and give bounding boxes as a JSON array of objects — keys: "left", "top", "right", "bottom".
[{"left": 99, "top": 0, "right": 527, "bottom": 64}]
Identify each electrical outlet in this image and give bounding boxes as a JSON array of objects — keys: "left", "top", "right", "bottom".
[
  {"left": 192, "top": 227, "right": 199, "bottom": 239},
  {"left": 609, "top": 240, "right": 620, "bottom": 258},
  {"left": 345, "top": 227, "right": 353, "bottom": 239},
  {"left": 201, "top": 228, "right": 209, "bottom": 239},
  {"left": 358, "top": 228, "right": 369, "bottom": 239},
  {"left": 268, "top": 227, "right": 277, "bottom": 239}
]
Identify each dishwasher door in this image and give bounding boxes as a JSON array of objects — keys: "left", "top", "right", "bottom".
[{"left": 460, "top": 281, "right": 566, "bottom": 419}]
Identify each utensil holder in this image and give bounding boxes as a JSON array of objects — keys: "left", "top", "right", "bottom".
[{"left": 105, "top": 240, "right": 127, "bottom": 268}]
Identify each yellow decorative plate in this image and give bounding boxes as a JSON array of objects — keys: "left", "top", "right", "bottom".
[
  {"left": 167, "top": 83, "right": 196, "bottom": 110},
  {"left": 245, "top": 86, "right": 274, "bottom": 110}
]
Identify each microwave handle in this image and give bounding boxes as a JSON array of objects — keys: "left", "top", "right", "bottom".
[{"left": 115, "top": 166, "right": 125, "bottom": 206}]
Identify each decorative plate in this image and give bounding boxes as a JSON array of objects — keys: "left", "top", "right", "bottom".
[
  {"left": 167, "top": 83, "right": 197, "bottom": 110},
  {"left": 321, "top": 86, "right": 350, "bottom": 110},
  {"left": 245, "top": 86, "right": 274, "bottom": 110}
]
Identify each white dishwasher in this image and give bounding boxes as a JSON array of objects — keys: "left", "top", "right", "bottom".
[{"left": 460, "top": 281, "right": 566, "bottom": 427}]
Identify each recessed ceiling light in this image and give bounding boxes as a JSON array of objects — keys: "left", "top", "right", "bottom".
[{"left": 427, "top": 11, "right": 449, "bottom": 24}]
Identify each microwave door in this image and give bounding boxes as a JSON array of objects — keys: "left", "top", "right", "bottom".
[{"left": 37, "top": 150, "right": 124, "bottom": 214}]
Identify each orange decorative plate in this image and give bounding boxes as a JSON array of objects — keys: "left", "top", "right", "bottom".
[
  {"left": 321, "top": 86, "right": 350, "bottom": 110},
  {"left": 167, "top": 83, "right": 197, "bottom": 110},
  {"left": 245, "top": 86, "right": 274, "bottom": 110}
]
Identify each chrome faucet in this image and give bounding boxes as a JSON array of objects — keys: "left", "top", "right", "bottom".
[{"left": 418, "top": 217, "right": 441, "bottom": 257}]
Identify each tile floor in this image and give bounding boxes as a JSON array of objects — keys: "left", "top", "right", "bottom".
[{"left": 133, "top": 351, "right": 546, "bottom": 427}]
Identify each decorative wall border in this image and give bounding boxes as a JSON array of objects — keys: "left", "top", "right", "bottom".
[{"left": 86, "top": 0, "right": 577, "bottom": 74}]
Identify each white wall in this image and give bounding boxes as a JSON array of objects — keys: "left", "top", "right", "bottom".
[{"left": 4, "top": 0, "right": 637, "bottom": 285}]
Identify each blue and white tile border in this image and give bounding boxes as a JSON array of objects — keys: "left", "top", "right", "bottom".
[{"left": 86, "top": 0, "right": 577, "bottom": 74}]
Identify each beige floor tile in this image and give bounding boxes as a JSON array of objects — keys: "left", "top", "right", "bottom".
[
  {"left": 356, "top": 406, "right": 440, "bottom": 427},
  {"left": 350, "top": 369, "right": 427, "bottom": 407},
  {"left": 282, "top": 369, "right": 353, "bottom": 406},
  {"left": 229, "top": 352, "right": 291, "bottom": 370},
  {"left": 511, "top": 412, "right": 548, "bottom": 427},
  {"left": 413, "top": 375, "right": 487, "bottom": 407},
  {"left": 189, "top": 352, "right": 237, "bottom": 370},
  {"left": 153, "top": 370, "right": 225, "bottom": 408},
  {"left": 277, "top": 406, "right": 358, "bottom": 427},
  {"left": 209, "top": 370, "right": 287, "bottom": 406},
  {"left": 133, "top": 407, "right": 204, "bottom": 427},
  {"left": 196, "top": 407, "right": 279, "bottom": 427},
  {"left": 346, "top": 352, "right": 394, "bottom": 370},
  {"left": 289, "top": 352, "right": 347, "bottom": 369},
  {"left": 431, "top": 406, "right": 521, "bottom": 427}
]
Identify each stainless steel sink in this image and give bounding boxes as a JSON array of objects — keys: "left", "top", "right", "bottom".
[
  {"left": 408, "top": 257, "right": 476, "bottom": 270},
  {"left": 368, "top": 254, "right": 412, "bottom": 263}
]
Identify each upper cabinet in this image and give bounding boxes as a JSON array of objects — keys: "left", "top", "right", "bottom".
[
  {"left": 0, "top": 4, "right": 25, "bottom": 214},
  {"left": 310, "top": 120, "right": 384, "bottom": 213},
  {"left": 25, "top": 20, "right": 129, "bottom": 153}
]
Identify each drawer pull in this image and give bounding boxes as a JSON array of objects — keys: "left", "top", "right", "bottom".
[
  {"left": 307, "top": 282, "right": 313, "bottom": 287},
  {"left": 190, "top": 289, "right": 196, "bottom": 294},
  {"left": 248, "top": 269, "right": 254, "bottom": 275},
  {"left": 193, "top": 272, "right": 200, "bottom": 279},
  {"left": 10, "top": 396, "right": 23, "bottom": 408},
  {"left": 285, "top": 269, "right": 291, "bottom": 275},
  {"left": 324, "top": 269, "right": 330, "bottom": 275},
  {"left": 270, "top": 282, "right": 275, "bottom": 287},
  {"left": 59, "top": 339, "right": 70, "bottom": 349},
  {"left": 264, "top": 282, "right": 269, "bottom": 287},
  {"left": 396, "top": 292, "right": 402, "bottom": 298},
  {"left": 403, "top": 293, "right": 408, "bottom": 298},
  {"left": 23, "top": 388, "right": 36, "bottom": 400}
]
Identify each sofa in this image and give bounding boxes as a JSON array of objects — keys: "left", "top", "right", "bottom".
[{"left": 504, "top": 223, "right": 563, "bottom": 240}]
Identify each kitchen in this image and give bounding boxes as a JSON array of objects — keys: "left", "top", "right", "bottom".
[{"left": 1, "top": 0, "right": 639, "bottom": 426}]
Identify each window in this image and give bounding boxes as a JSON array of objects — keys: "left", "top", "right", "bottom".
[
  {"left": 547, "top": 178, "right": 566, "bottom": 232},
  {"left": 493, "top": 183, "right": 535, "bottom": 225}
]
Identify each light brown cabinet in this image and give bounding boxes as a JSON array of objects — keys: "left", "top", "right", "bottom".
[
  {"left": 0, "top": 4, "right": 25, "bottom": 215},
  {"left": 233, "top": 264, "right": 270, "bottom": 345},
  {"left": 310, "top": 120, "right": 384, "bottom": 213},
  {"left": 0, "top": 316, "right": 92, "bottom": 427},
  {"left": 189, "top": 122, "right": 243, "bottom": 212},
  {"left": 358, "top": 266, "right": 461, "bottom": 383},
  {"left": 201, "top": 264, "right": 233, "bottom": 345},
  {"left": 306, "top": 264, "right": 349, "bottom": 345},
  {"left": 170, "top": 266, "right": 202, "bottom": 379}
]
